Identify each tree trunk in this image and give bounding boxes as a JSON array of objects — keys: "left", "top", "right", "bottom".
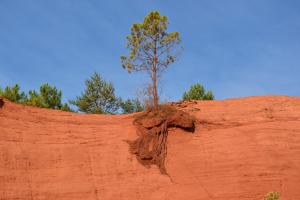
[{"left": 153, "top": 40, "right": 158, "bottom": 110}]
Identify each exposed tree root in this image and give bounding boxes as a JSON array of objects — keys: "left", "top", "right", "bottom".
[{"left": 128, "top": 105, "right": 195, "bottom": 174}]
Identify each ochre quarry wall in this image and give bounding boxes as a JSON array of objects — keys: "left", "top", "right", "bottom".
[{"left": 0, "top": 96, "right": 300, "bottom": 200}]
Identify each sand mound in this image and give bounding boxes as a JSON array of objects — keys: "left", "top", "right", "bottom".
[
  {"left": 128, "top": 106, "right": 195, "bottom": 174},
  {"left": 1, "top": 96, "right": 300, "bottom": 200}
]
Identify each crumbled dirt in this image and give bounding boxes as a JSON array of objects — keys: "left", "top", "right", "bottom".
[{"left": 128, "top": 105, "right": 195, "bottom": 174}]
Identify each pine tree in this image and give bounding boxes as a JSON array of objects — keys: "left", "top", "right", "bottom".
[
  {"left": 70, "top": 72, "right": 120, "bottom": 114},
  {"left": 121, "top": 11, "right": 181, "bottom": 109}
]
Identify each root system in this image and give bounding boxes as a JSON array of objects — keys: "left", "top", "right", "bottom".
[{"left": 128, "top": 105, "right": 195, "bottom": 174}]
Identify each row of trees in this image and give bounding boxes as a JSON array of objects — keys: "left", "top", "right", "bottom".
[
  {"left": 0, "top": 72, "right": 213, "bottom": 114},
  {"left": 0, "top": 83, "right": 72, "bottom": 111}
]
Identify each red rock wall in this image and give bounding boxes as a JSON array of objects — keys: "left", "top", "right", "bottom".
[{"left": 1, "top": 96, "right": 300, "bottom": 200}]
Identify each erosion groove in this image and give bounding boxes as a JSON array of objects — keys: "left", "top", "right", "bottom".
[{"left": 128, "top": 105, "right": 195, "bottom": 174}]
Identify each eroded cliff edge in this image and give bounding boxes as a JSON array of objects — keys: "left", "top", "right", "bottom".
[{"left": 1, "top": 95, "right": 300, "bottom": 200}]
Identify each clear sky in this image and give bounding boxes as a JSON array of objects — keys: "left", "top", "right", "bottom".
[{"left": 0, "top": 0, "right": 299, "bottom": 103}]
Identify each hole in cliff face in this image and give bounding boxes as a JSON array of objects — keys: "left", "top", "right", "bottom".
[
  {"left": 128, "top": 105, "right": 195, "bottom": 174},
  {"left": 0, "top": 97, "right": 4, "bottom": 108}
]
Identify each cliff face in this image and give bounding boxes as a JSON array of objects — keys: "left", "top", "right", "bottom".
[{"left": 0, "top": 96, "right": 300, "bottom": 200}]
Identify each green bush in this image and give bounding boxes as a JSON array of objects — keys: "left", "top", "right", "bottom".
[
  {"left": 120, "top": 98, "right": 144, "bottom": 114},
  {"left": 27, "top": 83, "right": 63, "bottom": 109},
  {"left": 39, "top": 83, "right": 62, "bottom": 109},
  {"left": 26, "top": 90, "right": 47, "bottom": 107},
  {"left": 182, "top": 83, "right": 214, "bottom": 100},
  {"left": 1, "top": 83, "right": 73, "bottom": 112},
  {"left": 61, "top": 103, "right": 73, "bottom": 112},
  {"left": 70, "top": 72, "right": 120, "bottom": 114},
  {"left": 264, "top": 192, "right": 280, "bottom": 200},
  {"left": 0, "top": 84, "right": 27, "bottom": 103}
]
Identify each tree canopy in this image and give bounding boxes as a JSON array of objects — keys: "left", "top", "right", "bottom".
[
  {"left": 120, "top": 98, "right": 144, "bottom": 114},
  {"left": 0, "top": 83, "right": 72, "bottom": 111},
  {"left": 182, "top": 83, "right": 214, "bottom": 100},
  {"left": 26, "top": 83, "right": 63, "bottom": 109},
  {"left": 0, "top": 84, "right": 27, "bottom": 103},
  {"left": 70, "top": 72, "right": 120, "bottom": 114}
]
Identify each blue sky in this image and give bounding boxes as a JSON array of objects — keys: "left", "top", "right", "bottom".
[{"left": 0, "top": 0, "right": 299, "bottom": 103}]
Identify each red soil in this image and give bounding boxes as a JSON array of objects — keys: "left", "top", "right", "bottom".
[{"left": 0, "top": 95, "right": 300, "bottom": 200}]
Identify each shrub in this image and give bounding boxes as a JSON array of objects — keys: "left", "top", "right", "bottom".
[
  {"left": 27, "top": 83, "right": 63, "bottom": 109},
  {"left": 26, "top": 90, "right": 47, "bottom": 107},
  {"left": 182, "top": 83, "right": 214, "bottom": 100},
  {"left": 70, "top": 72, "right": 120, "bottom": 114},
  {"left": 1, "top": 83, "right": 72, "bottom": 112},
  {"left": 0, "top": 84, "right": 27, "bottom": 103},
  {"left": 120, "top": 98, "right": 144, "bottom": 114},
  {"left": 39, "top": 83, "right": 62, "bottom": 109},
  {"left": 61, "top": 103, "right": 73, "bottom": 112},
  {"left": 264, "top": 192, "right": 280, "bottom": 200}
]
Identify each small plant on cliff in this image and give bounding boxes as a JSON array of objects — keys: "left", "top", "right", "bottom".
[
  {"left": 0, "top": 83, "right": 73, "bottom": 111},
  {"left": 60, "top": 103, "right": 73, "bottom": 112},
  {"left": 0, "top": 84, "right": 27, "bottom": 103},
  {"left": 121, "top": 11, "right": 182, "bottom": 109},
  {"left": 26, "top": 89, "right": 47, "bottom": 107},
  {"left": 27, "top": 83, "right": 63, "bottom": 109},
  {"left": 182, "top": 83, "right": 214, "bottom": 100},
  {"left": 264, "top": 192, "right": 280, "bottom": 200},
  {"left": 70, "top": 72, "right": 120, "bottom": 114}
]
